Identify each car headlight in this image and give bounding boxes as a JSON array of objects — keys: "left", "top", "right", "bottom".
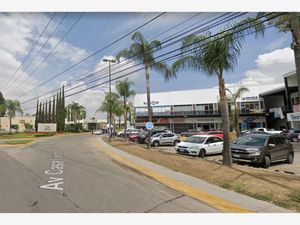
[{"left": 246, "top": 148, "right": 260, "bottom": 154}]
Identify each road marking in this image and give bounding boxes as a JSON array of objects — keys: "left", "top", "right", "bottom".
[
  {"left": 40, "top": 153, "right": 64, "bottom": 191},
  {"left": 93, "top": 140, "right": 254, "bottom": 213}
]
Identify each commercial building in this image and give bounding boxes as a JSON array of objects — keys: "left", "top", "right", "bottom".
[{"left": 134, "top": 84, "right": 283, "bottom": 133}]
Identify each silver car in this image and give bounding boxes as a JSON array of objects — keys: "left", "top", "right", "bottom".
[{"left": 149, "top": 133, "right": 180, "bottom": 147}]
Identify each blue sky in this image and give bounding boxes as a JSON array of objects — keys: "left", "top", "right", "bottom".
[{"left": 0, "top": 12, "right": 295, "bottom": 119}]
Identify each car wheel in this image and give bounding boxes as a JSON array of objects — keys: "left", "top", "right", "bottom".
[
  {"left": 292, "top": 137, "right": 298, "bottom": 142},
  {"left": 174, "top": 140, "right": 180, "bottom": 146},
  {"left": 153, "top": 141, "right": 159, "bottom": 147},
  {"left": 263, "top": 156, "right": 271, "bottom": 168},
  {"left": 199, "top": 149, "right": 206, "bottom": 158},
  {"left": 286, "top": 153, "right": 294, "bottom": 164}
]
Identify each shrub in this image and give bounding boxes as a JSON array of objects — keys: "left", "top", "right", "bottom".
[{"left": 64, "top": 124, "right": 83, "bottom": 133}]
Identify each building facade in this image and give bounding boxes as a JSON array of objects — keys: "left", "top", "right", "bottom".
[{"left": 134, "top": 84, "right": 283, "bottom": 134}]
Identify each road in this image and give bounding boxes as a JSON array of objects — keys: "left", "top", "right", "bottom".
[{"left": 0, "top": 134, "right": 219, "bottom": 213}]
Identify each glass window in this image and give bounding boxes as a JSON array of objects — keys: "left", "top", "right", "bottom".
[
  {"left": 186, "top": 136, "right": 206, "bottom": 144},
  {"left": 233, "top": 135, "right": 267, "bottom": 146}
]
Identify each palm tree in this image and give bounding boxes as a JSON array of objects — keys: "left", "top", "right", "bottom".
[
  {"left": 5, "top": 100, "right": 23, "bottom": 133},
  {"left": 172, "top": 18, "right": 264, "bottom": 166},
  {"left": 116, "top": 78, "right": 136, "bottom": 139},
  {"left": 97, "top": 92, "right": 122, "bottom": 137},
  {"left": 116, "top": 31, "right": 172, "bottom": 148},
  {"left": 258, "top": 13, "right": 300, "bottom": 103},
  {"left": 67, "top": 102, "right": 86, "bottom": 124},
  {"left": 226, "top": 87, "right": 249, "bottom": 136}
]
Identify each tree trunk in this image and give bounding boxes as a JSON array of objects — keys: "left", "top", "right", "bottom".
[
  {"left": 217, "top": 71, "right": 232, "bottom": 166},
  {"left": 291, "top": 13, "right": 300, "bottom": 100},
  {"left": 145, "top": 64, "right": 152, "bottom": 149},
  {"left": 124, "top": 97, "right": 127, "bottom": 140}
]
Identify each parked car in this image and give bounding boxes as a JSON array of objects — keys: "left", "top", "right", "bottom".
[
  {"left": 129, "top": 133, "right": 139, "bottom": 142},
  {"left": 283, "top": 129, "right": 300, "bottom": 142},
  {"left": 137, "top": 129, "right": 171, "bottom": 144},
  {"left": 118, "top": 128, "right": 140, "bottom": 137},
  {"left": 94, "top": 130, "right": 102, "bottom": 135},
  {"left": 251, "top": 127, "right": 283, "bottom": 135},
  {"left": 231, "top": 133, "right": 294, "bottom": 168},
  {"left": 206, "top": 130, "right": 224, "bottom": 139},
  {"left": 180, "top": 130, "right": 203, "bottom": 138},
  {"left": 176, "top": 135, "right": 223, "bottom": 157},
  {"left": 147, "top": 132, "right": 180, "bottom": 147}
]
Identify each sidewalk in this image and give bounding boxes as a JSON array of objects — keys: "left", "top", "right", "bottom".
[{"left": 94, "top": 137, "right": 292, "bottom": 213}]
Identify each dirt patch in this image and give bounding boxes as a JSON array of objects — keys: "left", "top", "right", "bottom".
[{"left": 108, "top": 138, "right": 300, "bottom": 212}]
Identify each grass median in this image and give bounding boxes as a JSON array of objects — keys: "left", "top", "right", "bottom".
[
  {"left": 107, "top": 138, "right": 300, "bottom": 212},
  {"left": 4, "top": 140, "right": 33, "bottom": 145}
]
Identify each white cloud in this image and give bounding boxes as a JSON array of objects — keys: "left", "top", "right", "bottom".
[{"left": 238, "top": 47, "right": 295, "bottom": 86}]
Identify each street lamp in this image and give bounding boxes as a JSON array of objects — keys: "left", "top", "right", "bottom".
[{"left": 103, "top": 58, "right": 116, "bottom": 142}]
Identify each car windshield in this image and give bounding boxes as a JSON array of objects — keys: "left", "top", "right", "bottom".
[
  {"left": 152, "top": 133, "right": 162, "bottom": 137},
  {"left": 233, "top": 135, "right": 267, "bottom": 146},
  {"left": 186, "top": 136, "right": 206, "bottom": 144}
]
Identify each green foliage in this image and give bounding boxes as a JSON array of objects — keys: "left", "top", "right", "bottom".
[
  {"left": 0, "top": 92, "right": 5, "bottom": 117},
  {"left": 289, "top": 190, "right": 300, "bottom": 203},
  {"left": 10, "top": 124, "right": 19, "bottom": 130},
  {"left": 64, "top": 124, "right": 83, "bottom": 133},
  {"left": 66, "top": 102, "right": 86, "bottom": 123},
  {"left": 33, "top": 132, "right": 56, "bottom": 137},
  {"left": 24, "top": 123, "right": 33, "bottom": 131}
]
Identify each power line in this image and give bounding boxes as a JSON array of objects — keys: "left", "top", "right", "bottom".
[
  {"left": 18, "top": 12, "right": 166, "bottom": 98},
  {"left": 13, "top": 13, "right": 85, "bottom": 91},
  {"left": 21, "top": 13, "right": 280, "bottom": 112},
  {"left": 0, "top": 12, "right": 56, "bottom": 90},
  {"left": 20, "top": 12, "right": 239, "bottom": 105},
  {"left": 3, "top": 13, "right": 68, "bottom": 92}
]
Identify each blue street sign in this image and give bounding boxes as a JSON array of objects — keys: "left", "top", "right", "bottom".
[{"left": 145, "top": 122, "right": 154, "bottom": 130}]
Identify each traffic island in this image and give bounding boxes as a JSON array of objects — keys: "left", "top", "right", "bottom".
[{"left": 102, "top": 138, "right": 300, "bottom": 212}]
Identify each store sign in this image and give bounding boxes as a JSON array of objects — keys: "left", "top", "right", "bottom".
[
  {"left": 143, "top": 101, "right": 159, "bottom": 106},
  {"left": 241, "top": 96, "right": 258, "bottom": 101},
  {"left": 38, "top": 123, "right": 57, "bottom": 132},
  {"left": 287, "top": 112, "right": 300, "bottom": 122}
]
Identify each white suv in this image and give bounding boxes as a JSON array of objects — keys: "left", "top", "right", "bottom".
[{"left": 149, "top": 133, "right": 180, "bottom": 147}]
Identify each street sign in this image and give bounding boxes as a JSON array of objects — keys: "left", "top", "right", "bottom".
[{"left": 145, "top": 122, "right": 154, "bottom": 130}]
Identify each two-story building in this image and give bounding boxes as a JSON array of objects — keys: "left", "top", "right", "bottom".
[{"left": 134, "top": 84, "right": 283, "bottom": 134}]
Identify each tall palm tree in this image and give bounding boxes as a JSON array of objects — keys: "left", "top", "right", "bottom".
[
  {"left": 5, "top": 100, "right": 23, "bottom": 133},
  {"left": 258, "top": 13, "right": 300, "bottom": 99},
  {"left": 226, "top": 87, "right": 249, "bottom": 136},
  {"left": 116, "top": 78, "right": 136, "bottom": 139},
  {"left": 67, "top": 102, "right": 86, "bottom": 124},
  {"left": 172, "top": 18, "right": 264, "bottom": 166},
  {"left": 116, "top": 31, "right": 172, "bottom": 148},
  {"left": 97, "top": 92, "right": 122, "bottom": 137}
]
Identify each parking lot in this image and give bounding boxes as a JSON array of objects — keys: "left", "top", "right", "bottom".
[{"left": 155, "top": 142, "right": 300, "bottom": 175}]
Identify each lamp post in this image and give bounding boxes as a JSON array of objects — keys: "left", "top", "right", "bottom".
[{"left": 103, "top": 58, "right": 116, "bottom": 142}]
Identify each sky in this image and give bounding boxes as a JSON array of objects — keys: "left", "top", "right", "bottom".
[{"left": 0, "top": 12, "right": 295, "bottom": 120}]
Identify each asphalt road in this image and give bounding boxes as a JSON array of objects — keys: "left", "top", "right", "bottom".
[{"left": 0, "top": 134, "right": 218, "bottom": 213}]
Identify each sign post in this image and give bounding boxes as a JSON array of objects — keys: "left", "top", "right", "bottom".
[{"left": 145, "top": 122, "right": 154, "bottom": 130}]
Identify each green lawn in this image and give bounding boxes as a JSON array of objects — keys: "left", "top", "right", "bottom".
[
  {"left": 4, "top": 140, "right": 33, "bottom": 145},
  {"left": 0, "top": 133, "right": 35, "bottom": 139}
]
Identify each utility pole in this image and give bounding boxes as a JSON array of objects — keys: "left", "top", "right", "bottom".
[{"left": 103, "top": 58, "right": 116, "bottom": 142}]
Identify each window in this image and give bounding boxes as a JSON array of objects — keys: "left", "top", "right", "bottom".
[{"left": 206, "top": 137, "right": 221, "bottom": 144}]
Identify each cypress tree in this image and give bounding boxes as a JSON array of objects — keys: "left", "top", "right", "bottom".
[
  {"left": 52, "top": 95, "right": 56, "bottom": 123},
  {"left": 42, "top": 103, "right": 45, "bottom": 123},
  {"left": 62, "top": 85, "right": 65, "bottom": 131},
  {"left": 48, "top": 98, "right": 51, "bottom": 123},
  {"left": 35, "top": 99, "right": 39, "bottom": 131},
  {"left": 39, "top": 102, "right": 42, "bottom": 124},
  {"left": 45, "top": 100, "right": 48, "bottom": 123},
  {"left": 56, "top": 91, "right": 60, "bottom": 131}
]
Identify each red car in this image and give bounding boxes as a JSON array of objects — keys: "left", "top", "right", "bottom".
[
  {"left": 206, "top": 130, "right": 224, "bottom": 139},
  {"left": 129, "top": 133, "right": 138, "bottom": 142}
]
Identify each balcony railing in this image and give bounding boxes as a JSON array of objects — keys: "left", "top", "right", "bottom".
[{"left": 136, "top": 110, "right": 221, "bottom": 117}]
